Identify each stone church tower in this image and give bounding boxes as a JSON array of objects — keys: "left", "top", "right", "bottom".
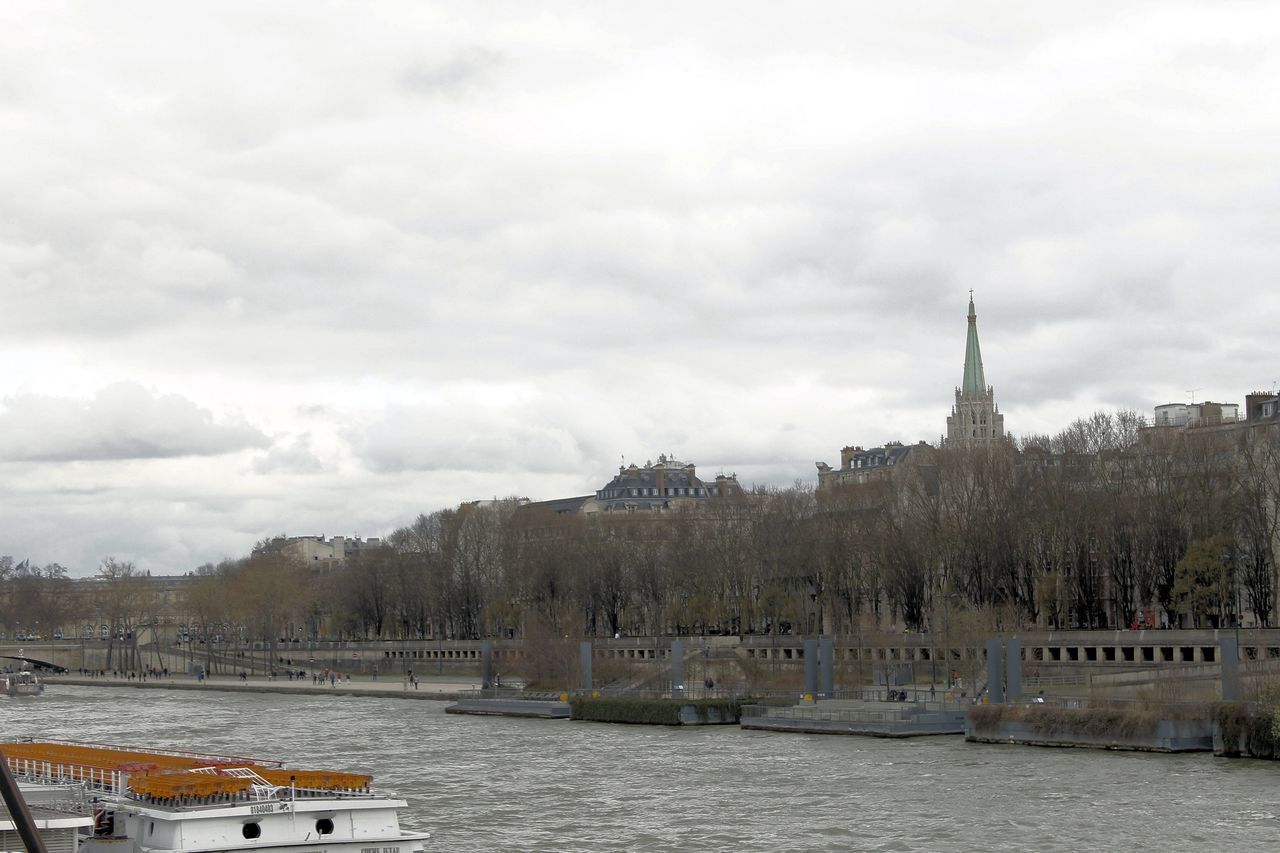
[{"left": 946, "top": 293, "right": 1005, "bottom": 446}]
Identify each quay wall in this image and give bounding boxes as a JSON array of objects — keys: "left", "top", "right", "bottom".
[
  {"left": 45, "top": 675, "right": 461, "bottom": 701},
  {"left": 12, "top": 628, "right": 1280, "bottom": 682}
]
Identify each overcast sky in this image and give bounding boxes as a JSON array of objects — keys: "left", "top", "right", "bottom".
[{"left": 3, "top": 2, "right": 1278, "bottom": 576}]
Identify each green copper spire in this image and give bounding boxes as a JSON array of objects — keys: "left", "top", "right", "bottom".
[{"left": 961, "top": 291, "right": 986, "bottom": 398}]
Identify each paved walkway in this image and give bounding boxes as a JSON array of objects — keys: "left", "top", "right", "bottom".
[{"left": 46, "top": 673, "right": 480, "bottom": 701}]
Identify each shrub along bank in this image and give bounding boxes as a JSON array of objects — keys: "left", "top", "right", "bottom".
[
  {"left": 968, "top": 704, "right": 1173, "bottom": 739},
  {"left": 966, "top": 702, "right": 1219, "bottom": 752},
  {"left": 1212, "top": 702, "right": 1280, "bottom": 759},
  {"left": 569, "top": 696, "right": 752, "bottom": 725}
]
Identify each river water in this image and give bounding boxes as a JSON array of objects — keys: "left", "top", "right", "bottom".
[{"left": 4, "top": 685, "right": 1279, "bottom": 851}]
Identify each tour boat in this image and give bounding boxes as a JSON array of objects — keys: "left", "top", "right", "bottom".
[
  {"left": 0, "top": 669, "right": 43, "bottom": 696},
  {"left": 0, "top": 740, "right": 429, "bottom": 853}
]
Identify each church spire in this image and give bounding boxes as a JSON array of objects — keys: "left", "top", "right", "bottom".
[
  {"left": 946, "top": 290, "right": 1004, "bottom": 447},
  {"left": 961, "top": 290, "right": 986, "bottom": 398}
]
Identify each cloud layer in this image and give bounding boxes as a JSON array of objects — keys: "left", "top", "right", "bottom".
[{"left": 2, "top": 1, "right": 1277, "bottom": 573}]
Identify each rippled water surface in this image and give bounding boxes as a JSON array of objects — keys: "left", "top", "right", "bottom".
[{"left": 5, "top": 686, "right": 1280, "bottom": 851}]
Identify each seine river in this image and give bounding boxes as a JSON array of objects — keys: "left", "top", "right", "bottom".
[{"left": 5, "top": 685, "right": 1280, "bottom": 851}]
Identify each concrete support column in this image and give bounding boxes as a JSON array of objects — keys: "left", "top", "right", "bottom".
[
  {"left": 803, "top": 638, "right": 818, "bottom": 697},
  {"left": 671, "top": 639, "right": 684, "bottom": 693},
  {"left": 481, "top": 641, "right": 493, "bottom": 689},
  {"left": 820, "top": 637, "right": 835, "bottom": 698},
  {"left": 1221, "top": 635, "right": 1240, "bottom": 701},
  {"left": 986, "top": 638, "right": 1004, "bottom": 704},
  {"left": 1006, "top": 639, "right": 1022, "bottom": 703},
  {"left": 579, "top": 641, "right": 593, "bottom": 691}
]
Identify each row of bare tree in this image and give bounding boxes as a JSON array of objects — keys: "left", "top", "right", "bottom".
[{"left": 5, "top": 412, "right": 1279, "bottom": 648}]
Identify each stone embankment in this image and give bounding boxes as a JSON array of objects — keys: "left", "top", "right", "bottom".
[{"left": 446, "top": 690, "right": 570, "bottom": 718}]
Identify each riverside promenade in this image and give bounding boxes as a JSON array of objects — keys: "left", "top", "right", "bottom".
[{"left": 45, "top": 672, "right": 478, "bottom": 701}]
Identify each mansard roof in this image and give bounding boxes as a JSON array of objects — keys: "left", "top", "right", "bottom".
[
  {"left": 594, "top": 455, "right": 740, "bottom": 510},
  {"left": 844, "top": 443, "right": 914, "bottom": 469},
  {"left": 601, "top": 465, "right": 703, "bottom": 492}
]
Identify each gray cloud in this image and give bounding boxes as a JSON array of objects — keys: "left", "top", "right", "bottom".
[
  {"left": 253, "top": 434, "right": 325, "bottom": 475},
  {"left": 400, "top": 47, "right": 504, "bottom": 96},
  {"left": 0, "top": 383, "right": 269, "bottom": 462}
]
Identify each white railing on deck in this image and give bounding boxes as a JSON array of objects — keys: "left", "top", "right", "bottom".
[{"left": 5, "top": 757, "right": 125, "bottom": 796}]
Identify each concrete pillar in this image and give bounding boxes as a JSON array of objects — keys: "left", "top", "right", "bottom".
[
  {"left": 481, "top": 641, "right": 493, "bottom": 689},
  {"left": 986, "top": 639, "right": 1004, "bottom": 704},
  {"left": 1006, "top": 639, "right": 1022, "bottom": 703},
  {"left": 820, "top": 637, "right": 835, "bottom": 698},
  {"left": 803, "top": 638, "right": 817, "bottom": 697},
  {"left": 579, "top": 641, "right": 593, "bottom": 692},
  {"left": 671, "top": 639, "right": 684, "bottom": 693},
  {"left": 1221, "top": 635, "right": 1240, "bottom": 701}
]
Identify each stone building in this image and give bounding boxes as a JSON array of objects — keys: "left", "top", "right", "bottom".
[
  {"left": 252, "top": 534, "right": 383, "bottom": 566},
  {"left": 816, "top": 442, "right": 926, "bottom": 491},
  {"left": 1151, "top": 401, "right": 1239, "bottom": 428},
  {"left": 945, "top": 293, "right": 1005, "bottom": 447}
]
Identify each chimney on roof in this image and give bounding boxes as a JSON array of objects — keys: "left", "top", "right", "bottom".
[
  {"left": 1246, "top": 392, "right": 1274, "bottom": 422},
  {"left": 715, "top": 474, "right": 733, "bottom": 498},
  {"left": 655, "top": 458, "right": 665, "bottom": 496}
]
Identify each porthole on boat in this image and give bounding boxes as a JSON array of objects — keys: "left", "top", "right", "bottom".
[
  {"left": 243, "top": 822, "right": 262, "bottom": 839},
  {"left": 316, "top": 818, "right": 334, "bottom": 835}
]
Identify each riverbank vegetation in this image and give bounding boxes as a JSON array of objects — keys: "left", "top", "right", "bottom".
[
  {"left": 1213, "top": 701, "right": 1280, "bottom": 759},
  {"left": 570, "top": 695, "right": 751, "bottom": 725},
  {"left": 967, "top": 702, "right": 1191, "bottom": 739}
]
